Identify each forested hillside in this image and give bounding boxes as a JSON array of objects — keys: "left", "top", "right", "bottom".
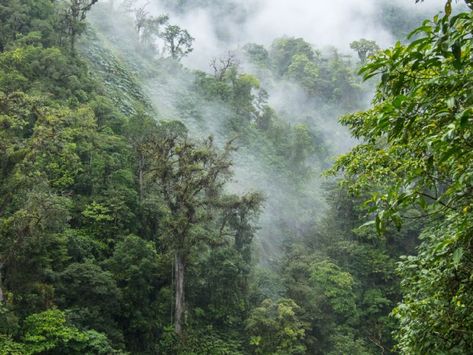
[{"left": 0, "top": 0, "right": 471, "bottom": 354}]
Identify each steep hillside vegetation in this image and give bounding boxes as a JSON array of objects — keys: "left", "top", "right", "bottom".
[{"left": 0, "top": 0, "right": 472, "bottom": 354}]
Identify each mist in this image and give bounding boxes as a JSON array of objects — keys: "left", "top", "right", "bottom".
[
  {"left": 141, "top": 0, "right": 447, "bottom": 70},
  {"left": 90, "top": 0, "right": 450, "bottom": 262},
  {"left": 5, "top": 0, "right": 472, "bottom": 351}
]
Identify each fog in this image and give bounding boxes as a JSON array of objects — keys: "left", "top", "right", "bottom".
[
  {"left": 91, "top": 0, "right": 450, "bottom": 263},
  {"left": 141, "top": 0, "right": 447, "bottom": 70}
]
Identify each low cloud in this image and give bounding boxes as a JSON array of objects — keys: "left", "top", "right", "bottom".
[{"left": 138, "top": 0, "right": 448, "bottom": 70}]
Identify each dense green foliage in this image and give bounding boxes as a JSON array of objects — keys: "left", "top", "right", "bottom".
[
  {"left": 1, "top": 0, "right": 471, "bottom": 354},
  {"left": 332, "top": 5, "right": 473, "bottom": 354},
  {"left": 0, "top": 1, "right": 260, "bottom": 353},
  {"left": 243, "top": 37, "right": 364, "bottom": 111}
]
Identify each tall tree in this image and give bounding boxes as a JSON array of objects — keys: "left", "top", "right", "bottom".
[
  {"left": 349, "top": 39, "right": 379, "bottom": 64},
  {"left": 159, "top": 24, "right": 194, "bottom": 60},
  {"left": 59, "top": 0, "right": 99, "bottom": 53},
  {"left": 133, "top": 3, "right": 169, "bottom": 52},
  {"left": 144, "top": 122, "right": 253, "bottom": 335}
]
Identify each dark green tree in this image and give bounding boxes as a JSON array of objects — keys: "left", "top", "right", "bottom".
[
  {"left": 332, "top": 8, "right": 473, "bottom": 353},
  {"left": 269, "top": 37, "right": 318, "bottom": 77},
  {"left": 160, "top": 24, "right": 194, "bottom": 60},
  {"left": 143, "top": 122, "right": 259, "bottom": 336}
]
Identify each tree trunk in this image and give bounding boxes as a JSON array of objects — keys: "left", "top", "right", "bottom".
[
  {"left": 70, "top": 32, "right": 76, "bottom": 55},
  {"left": 174, "top": 251, "right": 185, "bottom": 335},
  {"left": 171, "top": 40, "right": 176, "bottom": 59},
  {"left": 138, "top": 156, "right": 144, "bottom": 201},
  {"left": 0, "top": 263, "right": 4, "bottom": 303}
]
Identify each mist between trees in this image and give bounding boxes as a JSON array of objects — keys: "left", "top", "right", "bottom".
[{"left": 0, "top": 0, "right": 471, "bottom": 354}]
